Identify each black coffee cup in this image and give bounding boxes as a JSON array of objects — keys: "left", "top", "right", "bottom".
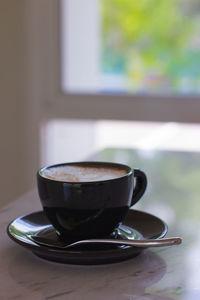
[{"left": 37, "top": 161, "right": 147, "bottom": 241}]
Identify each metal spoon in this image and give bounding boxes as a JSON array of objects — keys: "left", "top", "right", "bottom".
[{"left": 28, "top": 235, "right": 182, "bottom": 249}]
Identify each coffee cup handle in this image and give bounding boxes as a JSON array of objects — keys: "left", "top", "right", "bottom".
[{"left": 131, "top": 169, "right": 147, "bottom": 206}]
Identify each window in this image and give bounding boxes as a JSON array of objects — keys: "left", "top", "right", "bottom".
[
  {"left": 27, "top": 0, "right": 200, "bottom": 166},
  {"left": 62, "top": 0, "right": 200, "bottom": 95},
  {"left": 28, "top": 0, "right": 200, "bottom": 124}
]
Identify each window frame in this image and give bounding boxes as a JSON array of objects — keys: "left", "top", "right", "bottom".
[{"left": 27, "top": 0, "right": 200, "bottom": 124}]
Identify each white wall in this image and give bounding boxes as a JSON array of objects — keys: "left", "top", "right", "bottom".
[{"left": 0, "top": 0, "right": 38, "bottom": 207}]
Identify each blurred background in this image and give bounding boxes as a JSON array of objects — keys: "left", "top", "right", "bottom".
[{"left": 1, "top": 0, "right": 200, "bottom": 207}]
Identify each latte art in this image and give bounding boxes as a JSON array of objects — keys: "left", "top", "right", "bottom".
[{"left": 42, "top": 165, "right": 127, "bottom": 182}]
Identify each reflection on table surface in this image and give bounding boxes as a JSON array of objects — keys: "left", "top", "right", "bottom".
[
  {"left": 92, "top": 147, "right": 200, "bottom": 299},
  {"left": 1, "top": 147, "right": 200, "bottom": 299}
]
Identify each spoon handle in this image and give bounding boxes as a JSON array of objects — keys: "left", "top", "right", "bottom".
[{"left": 69, "top": 237, "right": 182, "bottom": 248}]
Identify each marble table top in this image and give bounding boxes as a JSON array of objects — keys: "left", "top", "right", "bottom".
[{"left": 1, "top": 148, "right": 200, "bottom": 299}]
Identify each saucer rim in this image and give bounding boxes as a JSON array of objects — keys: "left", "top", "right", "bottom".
[{"left": 7, "top": 209, "right": 168, "bottom": 264}]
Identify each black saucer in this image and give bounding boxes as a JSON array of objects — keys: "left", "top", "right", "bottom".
[{"left": 7, "top": 210, "right": 167, "bottom": 265}]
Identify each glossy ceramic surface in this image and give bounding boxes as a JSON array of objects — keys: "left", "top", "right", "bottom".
[
  {"left": 37, "top": 161, "right": 147, "bottom": 240},
  {"left": 7, "top": 209, "right": 167, "bottom": 265}
]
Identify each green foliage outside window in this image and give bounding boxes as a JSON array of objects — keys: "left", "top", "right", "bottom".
[{"left": 102, "top": 0, "right": 200, "bottom": 93}]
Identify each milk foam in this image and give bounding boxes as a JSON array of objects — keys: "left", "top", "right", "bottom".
[{"left": 42, "top": 165, "right": 127, "bottom": 182}]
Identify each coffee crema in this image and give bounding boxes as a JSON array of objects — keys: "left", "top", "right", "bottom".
[{"left": 41, "top": 165, "right": 127, "bottom": 182}]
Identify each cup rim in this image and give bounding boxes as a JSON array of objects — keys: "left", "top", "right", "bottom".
[{"left": 37, "top": 161, "right": 133, "bottom": 184}]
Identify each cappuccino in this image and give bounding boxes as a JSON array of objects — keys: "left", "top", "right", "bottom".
[{"left": 42, "top": 164, "right": 127, "bottom": 182}]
